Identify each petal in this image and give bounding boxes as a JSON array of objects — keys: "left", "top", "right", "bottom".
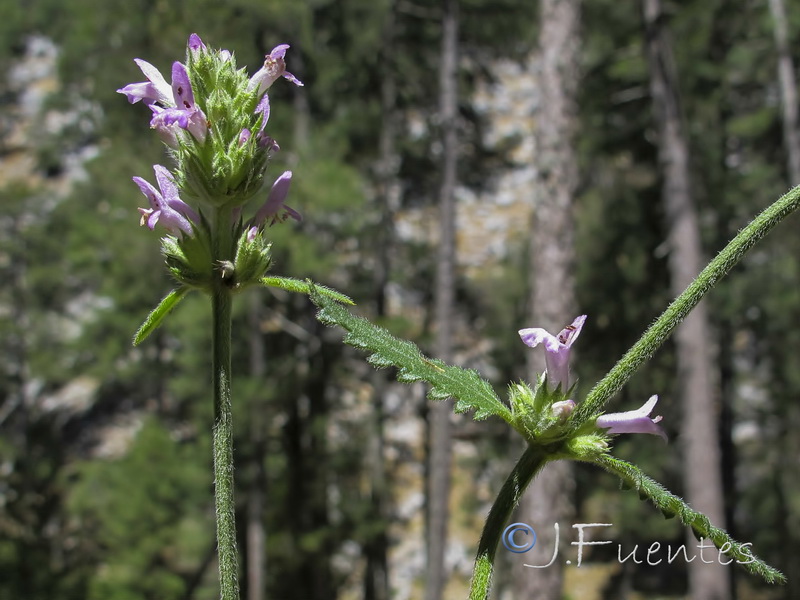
[
  {"left": 132, "top": 176, "right": 161, "bottom": 209},
  {"left": 116, "top": 81, "right": 159, "bottom": 104},
  {"left": 633, "top": 394, "right": 660, "bottom": 417},
  {"left": 153, "top": 165, "right": 177, "bottom": 198},
  {"left": 269, "top": 44, "right": 290, "bottom": 60},
  {"left": 149, "top": 109, "right": 181, "bottom": 147},
  {"left": 153, "top": 166, "right": 200, "bottom": 223},
  {"left": 171, "top": 62, "right": 195, "bottom": 109},
  {"left": 252, "top": 171, "right": 298, "bottom": 227},
  {"left": 518, "top": 327, "right": 560, "bottom": 352},
  {"left": 185, "top": 109, "right": 208, "bottom": 143},
  {"left": 188, "top": 33, "right": 206, "bottom": 51},
  {"left": 283, "top": 204, "right": 302, "bottom": 222},
  {"left": 147, "top": 210, "right": 162, "bottom": 230},
  {"left": 133, "top": 59, "right": 173, "bottom": 105},
  {"left": 258, "top": 171, "right": 292, "bottom": 217},
  {"left": 557, "top": 315, "right": 587, "bottom": 348},
  {"left": 596, "top": 395, "right": 668, "bottom": 441},
  {"left": 256, "top": 94, "right": 271, "bottom": 131},
  {"left": 283, "top": 71, "right": 304, "bottom": 87},
  {"left": 256, "top": 133, "right": 280, "bottom": 152}
]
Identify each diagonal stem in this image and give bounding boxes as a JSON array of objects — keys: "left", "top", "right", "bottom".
[{"left": 575, "top": 184, "right": 800, "bottom": 423}]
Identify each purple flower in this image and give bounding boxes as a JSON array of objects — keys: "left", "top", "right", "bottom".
[
  {"left": 133, "top": 165, "right": 200, "bottom": 236},
  {"left": 116, "top": 58, "right": 173, "bottom": 106},
  {"left": 148, "top": 63, "right": 208, "bottom": 144},
  {"left": 596, "top": 395, "right": 667, "bottom": 441},
  {"left": 519, "top": 315, "right": 587, "bottom": 390},
  {"left": 252, "top": 93, "right": 281, "bottom": 150},
  {"left": 255, "top": 93, "right": 271, "bottom": 132},
  {"left": 248, "top": 45, "right": 304, "bottom": 97},
  {"left": 188, "top": 33, "right": 206, "bottom": 52},
  {"left": 247, "top": 171, "right": 301, "bottom": 239},
  {"left": 118, "top": 60, "right": 207, "bottom": 145}
]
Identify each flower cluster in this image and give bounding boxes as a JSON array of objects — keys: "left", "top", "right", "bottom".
[
  {"left": 118, "top": 34, "right": 303, "bottom": 291},
  {"left": 519, "top": 316, "right": 667, "bottom": 441}
]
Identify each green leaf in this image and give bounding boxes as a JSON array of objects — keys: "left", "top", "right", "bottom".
[
  {"left": 133, "top": 287, "right": 190, "bottom": 346},
  {"left": 593, "top": 454, "right": 786, "bottom": 585},
  {"left": 260, "top": 276, "right": 355, "bottom": 305},
  {"left": 310, "top": 287, "right": 512, "bottom": 423}
]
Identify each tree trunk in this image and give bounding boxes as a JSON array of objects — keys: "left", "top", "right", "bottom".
[
  {"left": 642, "top": 2, "right": 731, "bottom": 599},
  {"left": 514, "top": 1, "right": 581, "bottom": 598},
  {"left": 246, "top": 294, "right": 266, "bottom": 600},
  {"left": 425, "top": 0, "right": 458, "bottom": 598},
  {"left": 768, "top": 0, "right": 800, "bottom": 185},
  {"left": 363, "top": 5, "right": 400, "bottom": 599}
]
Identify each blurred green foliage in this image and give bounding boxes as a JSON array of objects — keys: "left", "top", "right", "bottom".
[{"left": 1, "top": 0, "right": 800, "bottom": 598}]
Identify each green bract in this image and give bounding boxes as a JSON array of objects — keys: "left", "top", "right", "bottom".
[{"left": 180, "top": 46, "right": 272, "bottom": 208}]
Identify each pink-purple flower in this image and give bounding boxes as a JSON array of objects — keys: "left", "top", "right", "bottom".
[
  {"left": 248, "top": 45, "right": 304, "bottom": 96},
  {"left": 117, "top": 57, "right": 207, "bottom": 145},
  {"left": 596, "top": 395, "right": 667, "bottom": 441},
  {"left": 133, "top": 165, "right": 200, "bottom": 236},
  {"left": 188, "top": 33, "right": 206, "bottom": 52},
  {"left": 247, "top": 171, "right": 301, "bottom": 240},
  {"left": 519, "top": 315, "right": 587, "bottom": 390}
]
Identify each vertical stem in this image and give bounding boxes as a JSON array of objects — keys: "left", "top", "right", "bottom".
[
  {"left": 468, "top": 445, "right": 551, "bottom": 600},
  {"left": 211, "top": 207, "right": 240, "bottom": 600}
]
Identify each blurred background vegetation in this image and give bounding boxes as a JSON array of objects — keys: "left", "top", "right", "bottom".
[{"left": 1, "top": 0, "right": 799, "bottom": 599}]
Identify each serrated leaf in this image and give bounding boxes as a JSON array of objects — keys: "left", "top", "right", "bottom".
[
  {"left": 594, "top": 454, "right": 785, "bottom": 584},
  {"left": 367, "top": 354, "right": 394, "bottom": 368},
  {"left": 397, "top": 372, "right": 424, "bottom": 384},
  {"left": 310, "top": 288, "right": 512, "bottom": 423},
  {"left": 133, "top": 287, "right": 190, "bottom": 346},
  {"left": 261, "top": 276, "right": 355, "bottom": 305}
]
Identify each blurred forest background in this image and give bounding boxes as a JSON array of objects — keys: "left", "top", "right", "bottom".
[{"left": 2, "top": 0, "right": 800, "bottom": 599}]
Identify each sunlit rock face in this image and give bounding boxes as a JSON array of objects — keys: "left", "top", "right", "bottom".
[
  {"left": 1, "top": 35, "right": 99, "bottom": 195},
  {"left": 369, "top": 57, "right": 544, "bottom": 599},
  {"left": 1, "top": 36, "right": 105, "bottom": 447},
  {"left": 396, "top": 56, "right": 540, "bottom": 275}
]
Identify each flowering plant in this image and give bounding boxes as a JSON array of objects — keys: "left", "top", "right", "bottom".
[
  {"left": 119, "top": 34, "right": 349, "bottom": 600},
  {"left": 311, "top": 178, "right": 800, "bottom": 597},
  {"left": 120, "top": 33, "right": 792, "bottom": 600}
]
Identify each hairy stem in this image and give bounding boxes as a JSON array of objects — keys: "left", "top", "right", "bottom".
[
  {"left": 211, "top": 207, "right": 239, "bottom": 600},
  {"left": 468, "top": 445, "right": 552, "bottom": 600},
  {"left": 576, "top": 184, "right": 800, "bottom": 422}
]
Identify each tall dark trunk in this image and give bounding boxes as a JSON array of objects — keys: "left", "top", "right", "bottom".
[
  {"left": 425, "top": 0, "right": 458, "bottom": 598},
  {"left": 642, "top": 1, "right": 730, "bottom": 599},
  {"left": 514, "top": 1, "right": 581, "bottom": 598},
  {"left": 767, "top": 7, "right": 800, "bottom": 593},
  {"left": 246, "top": 294, "right": 266, "bottom": 600},
  {"left": 363, "top": 5, "right": 400, "bottom": 599},
  {"left": 768, "top": 0, "right": 800, "bottom": 185}
]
